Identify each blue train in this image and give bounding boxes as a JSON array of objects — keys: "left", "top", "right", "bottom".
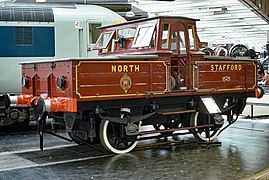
[{"left": 0, "top": 2, "right": 126, "bottom": 130}]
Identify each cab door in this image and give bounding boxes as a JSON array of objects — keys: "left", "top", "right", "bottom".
[{"left": 170, "top": 21, "right": 188, "bottom": 90}]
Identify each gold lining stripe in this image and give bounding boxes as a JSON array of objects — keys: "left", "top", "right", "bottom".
[
  {"left": 76, "top": 60, "right": 168, "bottom": 99},
  {"left": 77, "top": 92, "right": 166, "bottom": 99},
  {"left": 76, "top": 64, "right": 80, "bottom": 98},
  {"left": 196, "top": 88, "right": 245, "bottom": 93},
  {"left": 192, "top": 62, "right": 257, "bottom": 91}
]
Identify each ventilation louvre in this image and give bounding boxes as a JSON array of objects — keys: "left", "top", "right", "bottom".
[{"left": 0, "top": 7, "right": 54, "bottom": 22}]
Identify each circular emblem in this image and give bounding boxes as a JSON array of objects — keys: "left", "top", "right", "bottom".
[
  {"left": 120, "top": 74, "right": 132, "bottom": 93},
  {"left": 222, "top": 76, "right": 231, "bottom": 82}
]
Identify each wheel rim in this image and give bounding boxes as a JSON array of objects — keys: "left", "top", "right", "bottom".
[
  {"left": 99, "top": 120, "right": 139, "bottom": 154},
  {"left": 190, "top": 112, "right": 220, "bottom": 142}
]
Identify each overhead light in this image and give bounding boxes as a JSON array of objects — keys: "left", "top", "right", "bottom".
[
  {"left": 126, "top": 11, "right": 135, "bottom": 17},
  {"left": 134, "top": 0, "right": 268, "bottom": 47},
  {"left": 213, "top": 7, "right": 228, "bottom": 15},
  {"left": 257, "top": 25, "right": 269, "bottom": 30}
]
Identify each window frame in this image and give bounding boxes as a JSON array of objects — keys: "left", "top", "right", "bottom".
[
  {"left": 188, "top": 24, "right": 196, "bottom": 50},
  {"left": 161, "top": 23, "right": 171, "bottom": 49},
  {"left": 94, "top": 30, "right": 115, "bottom": 49},
  {"left": 132, "top": 23, "right": 155, "bottom": 48}
]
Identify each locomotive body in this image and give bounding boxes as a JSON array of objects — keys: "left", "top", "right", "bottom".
[
  {"left": 10, "top": 16, "right": 261, "bottom": 154},
  {"left": 0, "top": 2, "right": 125, "bottom": 129}
]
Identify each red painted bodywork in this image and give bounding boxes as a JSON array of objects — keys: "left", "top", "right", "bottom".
[
  {"left": 76, "top": 60, "right": 167, "bottom": 99},
  {"left": 18, "top": 16, "right": 257, "bottom": 112}
]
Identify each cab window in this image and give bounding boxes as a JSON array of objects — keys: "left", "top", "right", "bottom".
[
  {"left": 95, "top": 31, "right": 114, "bottom": 49},
  {"left": 179, "top": 31, "right": 186, "bottom": 54},
  {"left": 118, "top": 28, "right": 136, "bottom": 38},
  {"left": 188, "top": 25, "right": 195, "bottom": 50},
  {"left": 133, "top": 24, "right": 155, "bottom": 48},
  {"left": 171, "top": 31, "right": 178, "bottom": 52},
  {"left": 161, "top": 23, "right": 170, "bottom": 49}
]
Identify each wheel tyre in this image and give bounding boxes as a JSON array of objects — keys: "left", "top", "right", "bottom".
[
  {"left": 190, "top": 112, "right": 220, "bottom": 142},
  {"left": 99, "top": 120, "right": 138, "bottom": 154}
]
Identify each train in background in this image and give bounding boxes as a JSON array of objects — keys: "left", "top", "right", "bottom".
[
  {"left": 0, "top": 2, "right": 126, "bottom": 130},
  {"left": 8, "top": 16, "right": 263, "bottom": 154}
]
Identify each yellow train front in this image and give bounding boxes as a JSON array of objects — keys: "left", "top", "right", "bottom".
[{"left": 10, "top": 16, "right": 262, "bottom": 154}]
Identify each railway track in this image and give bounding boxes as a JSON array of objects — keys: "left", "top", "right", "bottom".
[
  {"left": 0, "top": 116, "right": 267, "bottom": 173},
  {"left": 0, "top": 118, "right": 268, "bottom": 179},
  {"left": 0, "top": 128, "right": 222, "bottom": 173}
]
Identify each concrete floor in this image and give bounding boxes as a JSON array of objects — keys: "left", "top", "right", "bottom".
[{"left": 0, "top": 117, "right": 268, "bottom": 180}]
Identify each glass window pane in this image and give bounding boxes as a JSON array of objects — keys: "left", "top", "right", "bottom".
[
  {"left": 96, "top": 32, "right": 113, "bottom": 48},
  {"left": 180, "top": 31, "right": 186, "bottom": 54},
  {"left": 133, "top": 25, "right": 154, "bottom": 47},
  {"left": 171, "top": 31, "right": 178, "bottom": 52},
  {"left": 161, "top": 23, "right": 169, "bottom": 49},
  {"left": 188, "top": 25, "right": 195, "bottom": 49},
  {"left": 118, "top": 28, "right": 136, "bottom": 38}
]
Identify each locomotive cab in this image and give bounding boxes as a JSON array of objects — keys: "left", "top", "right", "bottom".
[
  {"left": 94, "top": 16, "right": 201, "bottom": 54},
  {"left": 94, "top": 16, "right": 204, "bottom": 92},
  {"left": 95, "top": 16, "right": 258, "bottom": 94}
]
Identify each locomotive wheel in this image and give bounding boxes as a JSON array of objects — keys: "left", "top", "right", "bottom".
[
  {"left": 202, "top": 47, "right": 214, "bottom": 56},
  {"left": 99, "top": 120, "right": 140, "bottom": 154},
  {"left": 190, "top": 112, "right": 220, "bottom": 142},
  {"left": 67, "top": 132, "right": 82, "bottom": 144},
  {"left": 229, "top": 44, "right": 248, "bottom": 58}
]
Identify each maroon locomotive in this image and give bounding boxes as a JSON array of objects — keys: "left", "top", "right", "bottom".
[{"left": 8, "top": 16, "right": 262, "bottom": 154}]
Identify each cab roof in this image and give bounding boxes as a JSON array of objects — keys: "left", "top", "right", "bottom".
[{"left": 99, "top": 16, "right": 200, "bottom": 29}]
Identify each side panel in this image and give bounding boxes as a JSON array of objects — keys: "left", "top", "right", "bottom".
[
  {"left": 22, "top": 61, "right": 73, "bottom": 97},
  {"left": 76, "top": 60, "right": 167, "bottom": 99},
  {"left": 0, "top": 26, "right": 55, "bottom": 57},
  {"left": 194, "top": 61, "right": 256, "bottom": 91}
]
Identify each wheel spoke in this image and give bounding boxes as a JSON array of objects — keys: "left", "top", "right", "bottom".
[
  {"left": 99, "top": 119, "right": 140, "bottom": 154},
  {"left": 115, "top": 139, "right": 121, "bottom": 149},
  {"left": 124, "top": 142, "right": 129, "bottom": 149},
  {"left": 190, "top": 112, "right": 221, "bottom": 142},
  {"left": 205, "top": 129, "right": 210, "bottom": 138}
]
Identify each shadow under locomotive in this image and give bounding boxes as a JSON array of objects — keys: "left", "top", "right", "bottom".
[{"left": 6, "top": 16, "right": 263, "bottom": 154}]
